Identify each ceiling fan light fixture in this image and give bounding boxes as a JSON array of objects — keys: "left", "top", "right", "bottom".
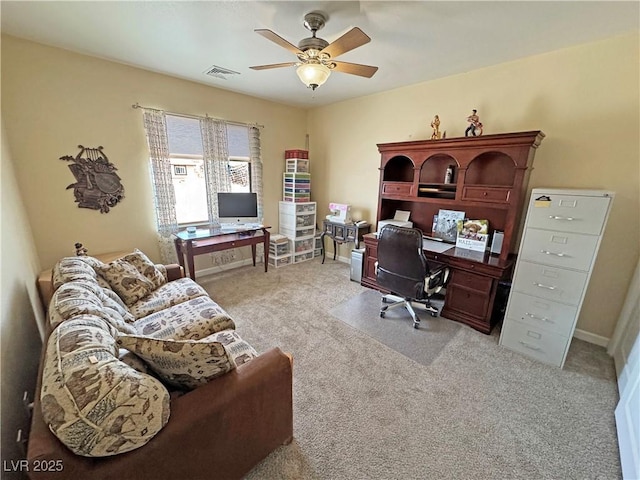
[{"left": 296, "top": 62, "right": 331, "bottom": 90}]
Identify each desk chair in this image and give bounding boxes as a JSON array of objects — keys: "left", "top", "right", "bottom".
[{"left": 376, "top": 225, "right": 449, "bottom": 329}]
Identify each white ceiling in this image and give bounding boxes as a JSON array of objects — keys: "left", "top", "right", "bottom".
[{"left": 1, "top": 1, "right": 638, "bottom": 108}]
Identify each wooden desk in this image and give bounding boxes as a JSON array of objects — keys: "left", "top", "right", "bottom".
[
  {"left": 362, "top": 233, "right": 514, "bottom": 334},
  {"left": 320, "top": 220, "right": 371, "bottom": 264},
  {"left": 174, "top": 226, "right": 271, "bottom": 280}
]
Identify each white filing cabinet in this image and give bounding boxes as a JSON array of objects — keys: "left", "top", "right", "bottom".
[
  {"left": 278, "top": 201, "right": 317, "bottom": 263},
  {"left": 499, "top": 188, "right": 614, "bottom": 367}
]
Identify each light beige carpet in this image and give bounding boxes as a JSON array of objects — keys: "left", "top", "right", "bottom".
[{"left": 199, "top": 258, "right": 620, "bottom": 480}]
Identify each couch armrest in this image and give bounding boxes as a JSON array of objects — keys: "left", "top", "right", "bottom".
[
  {"left": 27, "top": 348, "right": 293, "bottom": 480},
  {"left": 164, "top": 263, "right": 184, "bottom": 281}
]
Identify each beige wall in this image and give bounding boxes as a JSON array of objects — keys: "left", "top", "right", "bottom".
[
  {"left": 1, "top": 120, "right": 45, "bottom": 474},
  {"left": 2, "top": 32, "right": 638, "bottom": 340},
  {"left": 308, "top": 32, "right": 640, "bottom": 339},
  {"left": 1, "top": 35, "right": 308, "bottom": 270}
]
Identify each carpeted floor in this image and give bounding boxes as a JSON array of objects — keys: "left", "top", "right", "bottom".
[{"left": 199, "top": 258, "right": 621, "bottom": 480}]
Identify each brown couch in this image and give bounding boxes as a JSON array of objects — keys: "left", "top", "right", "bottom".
[{"left": 27, "top": 252, "right": 293, "bottom": 480}]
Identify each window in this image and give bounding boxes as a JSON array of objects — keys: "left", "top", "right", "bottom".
[{"left": 165, "top": 115, "right": 252, "bottom": 224}]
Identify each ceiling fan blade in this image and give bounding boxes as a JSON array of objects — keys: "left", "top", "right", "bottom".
[
  {"left": 250, "top": 62, "right": 298, "bottom": 71},
  {"left": 254, "top": 29, "right": 302, "bottom": 55},
  {"left": 321, "top": 27, "right": 371, "bottom": 59},
  {"left": 332, "top": 61, "right": 378, "bottom": 78}
]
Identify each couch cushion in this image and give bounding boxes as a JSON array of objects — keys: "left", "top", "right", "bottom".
[
  {"left": 128, "top": 277, "right": 208, "bottom": 319},
  {"left": 134, "top": 296, "right": 234, "bottom": 340},
  {"left": 40, "top": 316, "right": 170, "bottom": 457},
  {"left": 117, "top": 330, "right": 258, "bottom": 390},
  {"left": 121, "top": 249, "right": 167, "bottom": 290},
  {"left": 97, "top": 258, "right": 156, "bottom": 306},
  {"left": 49, "top": 281, "right": 136, "bottom": 334},
  {"left": 52, "top": 256, "right": 111, "bottom": 291}
]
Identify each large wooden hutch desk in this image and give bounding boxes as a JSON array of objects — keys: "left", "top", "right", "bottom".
[
  {"left": 364, "top": 131, "right": 544, "bottom": 334},
  {"left": 174, "top": 226, "right": 271, "bottom": 280},
  {"left": 363, "top": 233, "right": 515, "bottom": 333}
]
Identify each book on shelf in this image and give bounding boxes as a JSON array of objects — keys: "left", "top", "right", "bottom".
[
  {"left": 433, "top": 209, "right": 465, "bottom": 242},
  {"left": 456, "top": 219, "right": 489, "bottom": 252}
]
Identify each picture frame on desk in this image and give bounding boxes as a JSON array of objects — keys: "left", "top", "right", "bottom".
[
  {"left": 455, "top": 219, "right": 489, "bottom": 252},
  {"left": 433, "top": 209, "right": 465, "bottom": 242}
]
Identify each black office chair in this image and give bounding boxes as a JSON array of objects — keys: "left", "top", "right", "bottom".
[{"left": 376, "top": 224, "right": 450, "bottom": 329}]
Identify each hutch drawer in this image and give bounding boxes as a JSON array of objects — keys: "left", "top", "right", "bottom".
[
  {"left": 519, "top": 229, "right": 599, "bottom": 271},
  {"left": 461, "top": 186, "right": 512, "bottom": 203},
  {"left": 381, "top": 181, "right": 414, "bottom": 196},
  {"left": 448, "top": 269, "right": 493, "bottom": 292},
  {"left": 446, "top": 256, "right": 505, "bottom": 278},
  {"left": 445, "top": 283, "right": 491, "bottom": 320}
]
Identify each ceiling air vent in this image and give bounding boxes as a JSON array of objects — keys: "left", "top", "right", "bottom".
[{"left": 204, "top": 65, "right": 240, "bottom": 80}]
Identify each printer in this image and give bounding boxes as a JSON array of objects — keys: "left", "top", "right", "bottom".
[
  {"left": 377, "top": 210, "right": 413, "bottom": 233},
  {"left": 377, "top": 219, "right": 413, "bottom": 233}
]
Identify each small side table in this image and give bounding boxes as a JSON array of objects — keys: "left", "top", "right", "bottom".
[{"left": 321, "top": 220, "right": 371, "bottom": 264}]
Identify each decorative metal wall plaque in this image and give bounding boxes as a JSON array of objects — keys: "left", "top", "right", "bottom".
[{"left": 60, "top": 145, "right": 125, "bottom": 213}]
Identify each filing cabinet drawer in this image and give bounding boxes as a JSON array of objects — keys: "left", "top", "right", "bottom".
[
  {"left": 504, "top": 291, "right": 578, "bottom": 337},
  {"left": 525, "top": 194, "right": 611, "bottom": 235},
  {"left": 520, "top": 228, "right": 599, "bottom": 271},
  {"left": 500, "top": 318, "right": 569, "bottom": 367},
  {"left": 512, "top": 261, "right": 588, "bottom": 305}
]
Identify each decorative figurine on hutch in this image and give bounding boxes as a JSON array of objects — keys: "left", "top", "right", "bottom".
[
  {"left": 430, "top": 115, "right": 441, "bottom": 140},
  {"left": 430, "top": 115, "right": 446, "bottom": 140},
  {"left": 465, "top": 109, "right": 483, "bottom": 137}
]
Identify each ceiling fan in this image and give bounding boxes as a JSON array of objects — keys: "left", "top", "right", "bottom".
[{"left": 250, "top": 11, "right": 378, "bottom": 91}]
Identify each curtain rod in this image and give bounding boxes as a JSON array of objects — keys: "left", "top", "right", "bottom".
[{"left": 131, "top": 103, "right": 264, "bottom": 129}]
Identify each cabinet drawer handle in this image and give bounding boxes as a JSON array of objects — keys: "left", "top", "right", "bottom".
[
  {"left": 482, "top": 191, "right": 488, "bottom": 196},
  {"left": 519, "top": 341, "right": 543, "bottom": 352},
  {"left": 525, "top": 312, "right": 555, "bottom": 324},
  {"left": 548, "top": 215, "right": 575, "bottom": 221},
  {"left": 533, "top": 282, "right": 556, "bottom": 290},
  {"left": 540, "top": 250, "right": 567, "bottom": 257}
]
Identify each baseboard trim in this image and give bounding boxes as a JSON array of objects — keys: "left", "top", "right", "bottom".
[
  {"left": 574, "top": 328, "right": 610, "bottom": 347},
  {"left": 196, "top": 257, "right": 263, "bottom": 277}
]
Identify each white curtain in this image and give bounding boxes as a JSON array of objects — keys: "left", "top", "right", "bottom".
[
  {"left": 200, "top": 116, "right": 236, "bottom": 266},
  {"left": 200, "top": 117, "right": 232, "bottom": 227},
  {"left": 249, "top": 126, "right": 265, "bottom": 260},
  {"left": 249, "top": 126, "right": 264, "bottom": 222},
  {"left": 141, "top": 109, "right": 179, "bottom": 263}
]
